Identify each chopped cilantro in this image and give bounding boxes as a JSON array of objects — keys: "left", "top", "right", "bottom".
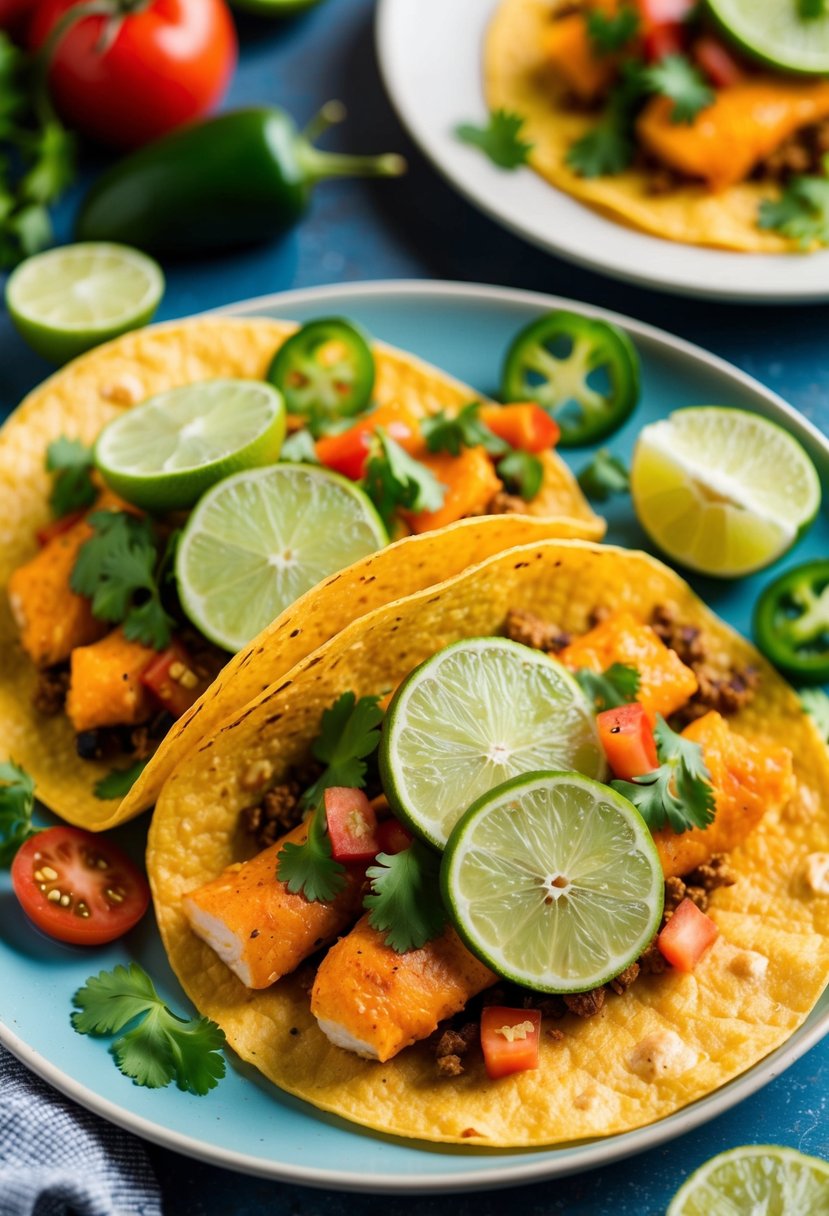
[
  {"left": 422, "top": 402, "right": 507, "bottom": 459},
  {"left": 577, "top": 448, "right": 630, "bottom": 501},
  {"left": 801, "top": 688, "right": 829, "bottom": 741},
  {"left": 279, "top": 429, "right": 320, "bottom": 464},
  {"left": 0, "top": 760, "right": 36, "bottom": 867},
  {"left": 799, "top": 0, "right": 825, "bottom": 17},
  {"left": 70, "top": 511, "right": 176, "bottom": 650},
  {"left": 587, "top": 6, "right": 639, "bottom": 54},
  {"left": 93, "top": 759, "right": 149, "bottom": 801},
  {"left": 642, "top": 54, "right": 713, "bottom": 124},
  {"left": 566, "top": 111, "right": 635, "bottom": 178},
  {"left": 496, "top": 449, "right": 544, "bottom": 501},
  {"left": 612, "top": 715, "right": 715, "bottom": 834},
  {"left": 575, "top": 662, "right": 640, "bottom": 712},
  {"left": 455, "top": 109, "right": 533, "bottom": 170},
  {"left": 363, "top": 428, "right": 445, "bottom": 530},
  {"left": 71, "top": 963, "right": 225, "bottom": 1095},
  {"left": 759, "top": 165, "right": 829, "bottom": 249},
  {"left": 364, "top": 841, "right": 447, "bottom": 952},
  {"left": 45, "top": 437, "right": 96, "bottom": 518},
  {"left": 277, "top": 805, "right": 347, "bottom": 903}
]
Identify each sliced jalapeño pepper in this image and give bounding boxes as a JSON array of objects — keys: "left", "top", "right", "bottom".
[
  {"left": 500, "top": 311, "right": 640, "bottom": 447},
  {"left": 754, "top": 559, "right": 829, "bottom": 683},
  {"left": 267, "top": 317, "right": 375, "bottom": 430}
]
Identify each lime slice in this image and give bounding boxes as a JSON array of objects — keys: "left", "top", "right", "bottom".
[
  {"left": 96, "top": 380, "right": 286, "bottom": 512},
  {"left": 631, "top": 406, "right": 821, "bottom": 578},
  {"left": 707, "top": 0, "right": 829, "bottom": 76},
  {"left": 176, "top": 464, "right": 387, "bottom": 651},
  {"left": 667, "top": 1144, "right": 829, "bottom": 1215},
  {"left": 441, "top": 771, "right": 664, "bottom": 992},
  {"left": 5, "top": 243, "right": 164, "bottom": 365},
  {"left": 380, "top": 638, "right": 606, "bottom": 849}
]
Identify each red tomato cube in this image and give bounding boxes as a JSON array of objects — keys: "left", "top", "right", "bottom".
[
  {"left": 480, "top": 1006, "right": 541, "bottom": 1080},
  {"left": 658, "top": 898, "right": 718, "bottom": 972},
  {"left": 597, "top": 703, "right": 659, "bottom": 780},
  {"left": 324, "top": 787, "right": 380, "bottom": 863}
]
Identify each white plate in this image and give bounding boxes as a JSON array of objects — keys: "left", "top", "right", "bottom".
[{"left": 376, "top": 0, "right": 829, "bottom": 302}]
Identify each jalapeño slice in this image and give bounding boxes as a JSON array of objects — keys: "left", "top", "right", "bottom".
[
  {"left": 500, "top": 310, "right": 640, "bottom": 447},
  {"left": 754, "top": 559, "right": 829, "bottom": 683},
  {"left": 267, "top": 317, "right": 375, "bottom": 429}
]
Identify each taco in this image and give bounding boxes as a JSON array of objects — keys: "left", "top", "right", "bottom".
[
  {"left": 0, "top": 316, "right": 601, "bottom": 833},
  {"left": 486, "top": 0, "right": 829, "bottom": 252},
  {"left": 147, "top": 537, "right": 829, "bottom": 1147}
]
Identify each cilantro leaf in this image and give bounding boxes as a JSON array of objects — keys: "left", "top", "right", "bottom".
[
  {"left": 301, "top": 691, "right": 384, "bottom": 808},
  {"left": 20, "top": 120, "right": 75, "bottom": 206},
  {"left": 799, "top": 0, "right": 825, "bottom": 17},
  {"left": 72, "top": 963, "right": 225, "bottom": 1095},
  {"left": 0, "top": 760, "right": 36, "bottom": 867},
  {"left": 277, "top": 806, "right": 347, "bottom": 903},
  {"left": 801, "top": 688, "right": 829, "bottom": 741},
  {"left": 70, "top": 511, "right": 175, "bottom": 650},
  {"left": 279, "top": 429, "right": 320, "bottom": 464},
  {"left": 45, "top": 437, "right": 97, "bottom": 518},
  {"left": 93, "top": 759, "right": 149, "bottom": 801},
  {"left": 455, "top": 109, "right": 533, "bottom": 170},
  {"left": 496, "top": 450, "right": 543, "bottom": 500},
  {"left": 587, "top": 6, "right": 639, "bottom": 54},
  {"left": 642, "top": 54, "right": 713, "bottom": 124},
  {"left": 611, "top": 715, "right": 715, "bottom": 834},
  {"left": 567, "top": 111, "right": 635, "bottom": 177},
  {"left": 422, "top": 402, "right": 507, "bottom": 458},
  {"left": 575, "top": 662, "right": 640, "bottom": 712},
  {"left": 364, "top": 841, "right": 447, "bottom": 952},
  {"left": 577, "top": 448, "right": 630, "bottom": 501},
  {"left": 363, "top": 429, "right": 445, "bottom": 530},
  {"left": 759, "top": 168, "right": 829, "bottom": 249}
]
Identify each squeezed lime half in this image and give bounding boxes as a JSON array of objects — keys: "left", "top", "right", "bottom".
[{"left": 667, "top": 1144, "right": 829, "bottom": 1215}]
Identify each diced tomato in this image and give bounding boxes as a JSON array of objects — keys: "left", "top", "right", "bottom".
[
  {"left": 140, "top": 639, "right": 207, "bottom": 719},
  {"left": 324, "top": 787, "right": 380, "bottom": 863},
  {"left": 597, "top": 703, "right": 658, "bottom": 780},
  {"left": 636, "top": 0, "right": 693, "bottom": 60},
  {"left": 642, "top": 22, "right": 685, "bottom": 60},
  {"left": 480, "top": 1006, "right": 541, "bottom": 1080},
  {"left": 35, "top": 510, "right": 85, "bottom": 547},
  {"left": 657, "top": 898, "right": 718, "bottom": 972},
  {"left": 11, "top": 827, "right": 150, "bottom": 946},
  {"left": 479, "top": 404, "right": 560, "bottom": 454},
  {"left": 692, "top": 37, "right": 745, "bottom": 88},
  {"left": 315, "top": 403, "right": 423, "bottom": 481},
  {"left": 375, "top": 817, "right": 414, "bottom": 856},
  {"left": 636, "top": 0, "right": 694, "bottom": 22}
]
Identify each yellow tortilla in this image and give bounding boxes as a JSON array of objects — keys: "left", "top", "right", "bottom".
[
  {"left": 0, "top": 317, "right": 602, "bottom": 831},
  {"left": 487, "top": 0, "right": 798, "bottom": 252},
  {"left": 148, "top": 537, "right": 829, "bottom": 1147}
]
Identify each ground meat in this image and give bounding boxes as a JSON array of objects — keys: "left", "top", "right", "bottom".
[
  {"left": 242, "top": 781, "right": 304, "bottom": 848},
  {"left": 435, "top": 1022, "right": 478, "bottom": 1077},
  {"left": 650, "top": 604, "right": 759, "bottom": 723},
  {"left": 650, "top": 605, "right": 706, "bottom": 667},
  {"left": 486, "top": 490, "right": 531, "bottom": 515},
  {"left": 638, "top": 939, "right": 668, "bottom": 976},
  {"left": 564, "top": 987, "right": 606, "bottom": 1018},
  {"left": 31, "top": 665, "right": 69, "bottom": 716},
  {"left": 685, "top": 853, "right": 737, "bottom": 893},
  {"left": 127, "top": 725, "right": 155, "bottom": 762},
  {"left": 522, "top": 992, "right": 567, "bottom": 1019},
  {"left": 647, "top": 167, "right": 682, "bottom": 196},
  {"left": 504, "top": 608, "right": 571, "bottom": 653},
  {"left": 608, "top": 962, "right": 640, "bottom": 995},
  {"left": 760, "top": 119, "right": 829, "bottom": 181}
]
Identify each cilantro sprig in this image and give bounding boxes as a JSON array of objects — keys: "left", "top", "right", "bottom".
[
  {"left": 575, "top": 662, "right": 640, "bottom": 713},
  {"left": 71, "top": 963, "right": 225, "bottom": 1095},
  {"left": 801, "top": 688, "right": 829, "bottom": 741},
  {"left": 759, "top": 161, "right": 829, "bottom": 249},
  {"left": 422, "top": 402, "right": 507, "bottom": 459},
  {"left": 364, "top": 840, "right": 447, "bottom": 953},
  {"left": 611, "top": 715, "right": 715, "bottom": 834},
  {"left": 93, "top": 759, "right": 150, "bottom": 801},
  {"left": 577, "top": 449, "right": 630, "bottom": 502},
  {"left": 45, "top": 437, "right": 97, "bottom": 518},
  {"left": 0, "top": 760, "right": 36, "bottom": 867},
  {"left": 363, "top": 429, "right": 445, "bottom": 530},
  {"left": 496, "top": 449, "right": 544, "bottom": 500},
  {"left": 70, "top": 511, "right": 176, "bottom": 650},
  {"left": 642, "top": 54, "right": 714, "bottom": 124},
  {"left": 455, "top": 109, "right": 533, "bottom": 170},
  {"left": 278, "top": 805, "right": 346, "bottom": 903},
  {"left": 587, "top": 6, "right": 639, "bottom": 55}
]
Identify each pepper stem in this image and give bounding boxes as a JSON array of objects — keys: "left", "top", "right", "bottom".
[
  {"left": 302, "top": 100, "right": 347, "bottom": 143},
  {"left": 298, "top": 98, "right": 407, "bottom": 184}
]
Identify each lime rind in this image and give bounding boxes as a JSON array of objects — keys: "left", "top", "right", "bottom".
[
  {"left": 707, "top": 0, "right": 829, "bottom": 75},
  {"left": 667, "top": 1144, "right": 829, "bottom": 1216},
  {"left": 441, "top": 771, "right": 664, "bottom": 993},
  {"left": 380, "top": 637, "right": 606, "bottom": 850}
]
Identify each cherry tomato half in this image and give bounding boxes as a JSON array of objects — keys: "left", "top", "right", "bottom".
[
  {"left": 29, "top": 0, "right": 237, "bottom": 150},
  {"left": 12, "top": 826, "right": 150, "bottom": 945}
]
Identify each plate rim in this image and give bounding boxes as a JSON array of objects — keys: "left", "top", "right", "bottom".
[{"left": 2, "top": 277, "right": 827, "bottom": 1194}]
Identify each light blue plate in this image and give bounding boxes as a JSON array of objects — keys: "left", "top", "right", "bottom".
[{"left": 1, "top": 281, "right": 827, "bottom": 1193}]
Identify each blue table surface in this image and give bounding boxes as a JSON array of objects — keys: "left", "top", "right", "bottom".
[{"left": 2, "top": 0, "right": 829, "bottom": 1210}]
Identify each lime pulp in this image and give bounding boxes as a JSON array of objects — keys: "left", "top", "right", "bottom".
[
  {"left": 707, "top": 0, "right": 829, "bottom": 75},
  {"left": 667, "top": 1144, "right": 829, "bottom": 1215}
]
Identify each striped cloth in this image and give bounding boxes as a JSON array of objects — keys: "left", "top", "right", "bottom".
[{"left": 0, "top": 1046, "right": 162, "bottom": 1216}]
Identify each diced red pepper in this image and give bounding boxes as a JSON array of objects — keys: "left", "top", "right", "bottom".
[
  {"left": 479, "top": 404, "right": 560, "bottom": 454},
  {"left": 375, "top": 817, "right": 414, "bottom": 856},
  {"left": 315, "top": 403, "right": 423, "bottom": 481},
  {"left": 324, "top": 787, "right": 380, "bottom": 863},
  {"left": 597, "top": 703, "right": 659, "bottom": 780},
  {"left": 480, "top": 1006, "right": 541, "bottom": 1080},
  {"left": 36, "top": 510, "right": 85, "bottom": 547},
  {"left": 657, "top": 898, "right": 718, "bottom": 972},
  {"left": 140, "top": 639, "right": 207, "bottom": 719},
  {"left": 692, "top": 36, "right": 745, "bottom": 87}
]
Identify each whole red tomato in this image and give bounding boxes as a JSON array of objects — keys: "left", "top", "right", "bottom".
[
  {"left": 29, "top": 0, "right": 237, "bottom": 149},
  {"left": 0, "top": 0, "right": 35, "bottom": 37}
]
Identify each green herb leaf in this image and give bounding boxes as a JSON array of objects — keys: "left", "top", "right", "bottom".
[
  {"left": 45, "top": 437, "right": 97, "bottom": 518},
  {"left": 611, "top": 714, "right": 715, "bottom": 834},
  {"left": 0, "top": 760, "right": 36, "bottom": 867},
  {"left": 422, "top": 401, "right": 508, "bottom": 458},
  {"left": 364, "top": 841, "right": 447, "bottom": 952},
  {"left": 70, "top": 511, "right": 175, "bottom": 650},
  {"left": 759, "top": 166, "right": 829, "bottom": 249},
  {"left": 455, "top": 109, "right": 533, "bottom": 170},
  {"left": 363, "top": 428, "right": 445, "bottom": 530},
  {"left": 566, "top": 111, "right": 635, "bottom": 177},
  {"left": 276, "top": 806, "right": 347, "bottom": 903},
  {"left": 642, "top": 54, "right": 714, "bottom": 124},
  {"left": 93, "top": 759, "right": 149, "bottom": 801},
  {"left": 577, "top": 448, "right": 630, "bottom": 501},
  {"left": 20, "top": 120, "right": 75, "bottom": 206},
  {"left": 799, "top": 0, "right": 826, "bottom": 18},
  {"left": 302, "top": 691, "right": 384, "bottom": 808},
  {"left": 496, "top": 449, "right": 544, "bottom": 500},
  {"left": 575, "top": 662, "right": 640, "bottom": 712},
  {"left": 587, "top": 6, "right": 639, "bottom": 54},
  {"left": 71, "top": 963, "right": 226, "bottom": 1095},
  {"left": 801, "top": 688, "right": 829, "bottom": 741},
  {"left": 280, "top": 429, "right": 320, "bottom": 464}
]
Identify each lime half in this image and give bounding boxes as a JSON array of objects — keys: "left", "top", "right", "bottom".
[
  {"left": 707, "top": 0, "right": 829, "bottom": 75},
  {"left": 668, "top": 1144, "right": 829, "bottom": 1215},
  {"left": 380, "top": 638, "right": 605, "bottom": 849},
  {"left": 96, "top": 380, "right": 286, "bottom": 511},
  {"left": 176, "top": 464, "right": 387, "bottom": 651},
  {"left": 5, "top": 243, "right": 164, "bottom": 364},
  {"left": 441, "top": 771, "right": 664, "bottom": 993},
  {"left": 631, "top": 406, "right": 821, "bottom": 578}
]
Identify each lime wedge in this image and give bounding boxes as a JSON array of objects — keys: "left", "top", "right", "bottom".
[
  {"left": 631, "top": 406, "right": 821, "bottom": 578},
  {"left": 667, "top": 1144, "right": 829, "bottom": 1215},
  {"left": 441, "top": 771, "right": 664, "bottom": 992},
  {"left": 707, "top": 0, "right": 829, "bottom": 76},
  {"left": 5, "top": 243, "right": 164, "bottom": 364},
  {"left": 96, "top": 380, "right": 286, "bottom": 512},
  {"left": 380, "top": 638, "right": 606, "bottom": 849},
  {"left": 175, "top": 464, "right": 387, "bottom": 651}
]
